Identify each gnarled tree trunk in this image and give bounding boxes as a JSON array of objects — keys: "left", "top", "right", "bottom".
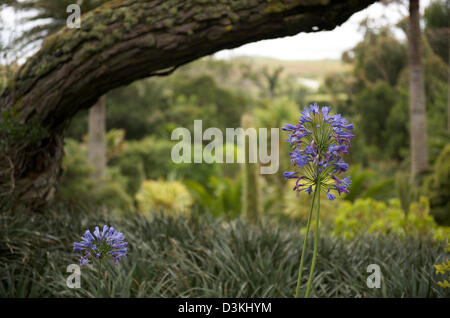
[{"left": 0, "top": 0, "right": 376, "bottom": 210}]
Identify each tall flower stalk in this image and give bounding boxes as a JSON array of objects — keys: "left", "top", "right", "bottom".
[
  {"left": 283, "top": 103, "right": 354, "bottom": 298},
  {"left": 74, "top": 225, "right": 128, "bottom": 297}
]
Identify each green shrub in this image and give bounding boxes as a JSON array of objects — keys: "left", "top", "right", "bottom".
[
  {"left": 434, "top": 242, "right": 450, "bottom": 288},
  {"left": 395, "top": 171, "right": 418, "bottom": 214},
  {"left": 56, "top": 138, "right": 96, "bottom": 203},
  {"left": 82, "top": 129, "right": 126, "bottom": 162},
  {"left": 241, "top": 113, "right": 261, "bottom": 223},
  {"left": 113, "top": 136, "right": 173, "bottom": 180},
  {"left": 114, "top": 156, "right": 145, "bottom": 197},
  {"left": 423, "top": 144, "right": 450, "bottom": 225},
  {"left": 0, "top": 106, "right": 48, "bottom": 205},
  {"left": 56, "top": 139, "right": 133, "bottom": 213},
  {"left": 282, "top": 179, "right": 339, "bottom": 228},
  {"left": 1, "top": 206, "right": 449, "bottom": 297}
]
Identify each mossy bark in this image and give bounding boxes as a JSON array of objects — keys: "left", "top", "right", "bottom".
[
  {"left": 408, "top": 0, "right": 429, "bottom": 180},
  {"left": 0, "top": 0, "right": 376, "bottom": 210}
]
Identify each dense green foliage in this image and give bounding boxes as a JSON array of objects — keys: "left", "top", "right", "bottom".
[
  {"left": 56, "top": 138, "right": 134, "bottom": 213},
  {"left": 434, "top": 242, "right": 450, "bottom": 288},
  {"left": 423, "top": 145, "right": 450, "bottom": 225},
  {"left": 345, "top": 27, "right": 407, "bottom": 88},
  {"left": 334, "top": 197, "right": 449, "bottom": 241},
  {"left": 67, "top": 71, "right": 251, "bottom": 141},
  {"left": 1, "top": 207, "right": 448, "bottom": 298},
  {"left": 56, "top": 44, "right": 449, "bottom": 224},
  {"left": 136, "top": 180, "right": 192, "bottom": 214},
  {"left": 0, "top": 107, "right": 48, "bottom": 205},
  {"left": 5, "top": 0, "right": 109, "bottom": 54}
]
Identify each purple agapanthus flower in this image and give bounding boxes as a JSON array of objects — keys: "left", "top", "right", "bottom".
[
  {"left": 282, "top": 103, "right": 354, "bottom": 200},
  {"left": 74, "top": 225, "right": 128, "bottom": 266}
]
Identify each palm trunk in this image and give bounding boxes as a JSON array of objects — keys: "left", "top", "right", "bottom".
[
  {"left": 408, "top": 0, "right": 429, "bottom": 180},
  {"left": 88, "top": 96, "right": 106, "bottom": 180}
]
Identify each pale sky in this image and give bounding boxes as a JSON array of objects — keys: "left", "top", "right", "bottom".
[{"left": 1, "top": 0, "right": 432, "bottom": 62}]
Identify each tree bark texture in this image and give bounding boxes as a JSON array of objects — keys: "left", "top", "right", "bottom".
[{"left": 408, "top": 0, "right": 429, "bottom": 180}]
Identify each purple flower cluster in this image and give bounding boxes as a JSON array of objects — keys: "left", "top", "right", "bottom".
[
  {"left": 74, "top": 225, "right": 128, "bottom": 266},
  {"left": 282, "top": 103, "right": 354, "bottom": 200}
]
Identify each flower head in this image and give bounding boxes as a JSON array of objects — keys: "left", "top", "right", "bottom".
[
  {"left": 283, "top": 103, "right": 354, "bottom": 200},
  {"left": 73, "top": 225, "right": 128, "bottom": 266}
]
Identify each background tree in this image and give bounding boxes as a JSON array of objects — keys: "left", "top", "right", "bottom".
[
  {"left": 240, "top": 64, "right": 284, "bottom": 99},
  {"left": 88, "top": 95, "right": 106, "bottom": 179},
  {"left": 241, "top": 113, "right": 261, "bottom": 223},
  {"left": 408, "top": 0, "right": 429, "bottom": 180},
  {"left": 0, "top": 0, "right": 378, "bottom": 209}
]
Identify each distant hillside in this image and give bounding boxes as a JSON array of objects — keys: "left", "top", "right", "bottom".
[{"left": 175, "top": 55, "right": 351, "bottom": 96}]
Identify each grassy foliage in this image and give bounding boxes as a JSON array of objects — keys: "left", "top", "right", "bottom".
[
  {"left": 0, "top": 207, "right": 448, "bottom": 298},
  {"left": 136, "top": 180, "right": 192, "bottom": 214},
  {"left": 434, "top": 242, "right": 450, "bottom": 288}
]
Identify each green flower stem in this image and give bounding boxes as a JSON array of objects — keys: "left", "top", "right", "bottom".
[
  {"left": 305, "top": 187, "right": 321, "bottom": 298},
  {"left": 295, "top": 186, "right": 317, "bottom": 298},
  {"left": 97, "top": 259, "right": 102, "bottom": 298}
]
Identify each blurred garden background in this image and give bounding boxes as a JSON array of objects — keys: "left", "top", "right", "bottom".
[{"left": 0, "top": 0, "right": 449, "bottom": 297}]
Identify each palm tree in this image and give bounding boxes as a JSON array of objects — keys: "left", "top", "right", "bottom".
[
  {"left": 88, "top": 96, "right": 107, "bottom": 179},
  {"left": 408, "top": 0, "right": 429, "bottom": 180}
]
